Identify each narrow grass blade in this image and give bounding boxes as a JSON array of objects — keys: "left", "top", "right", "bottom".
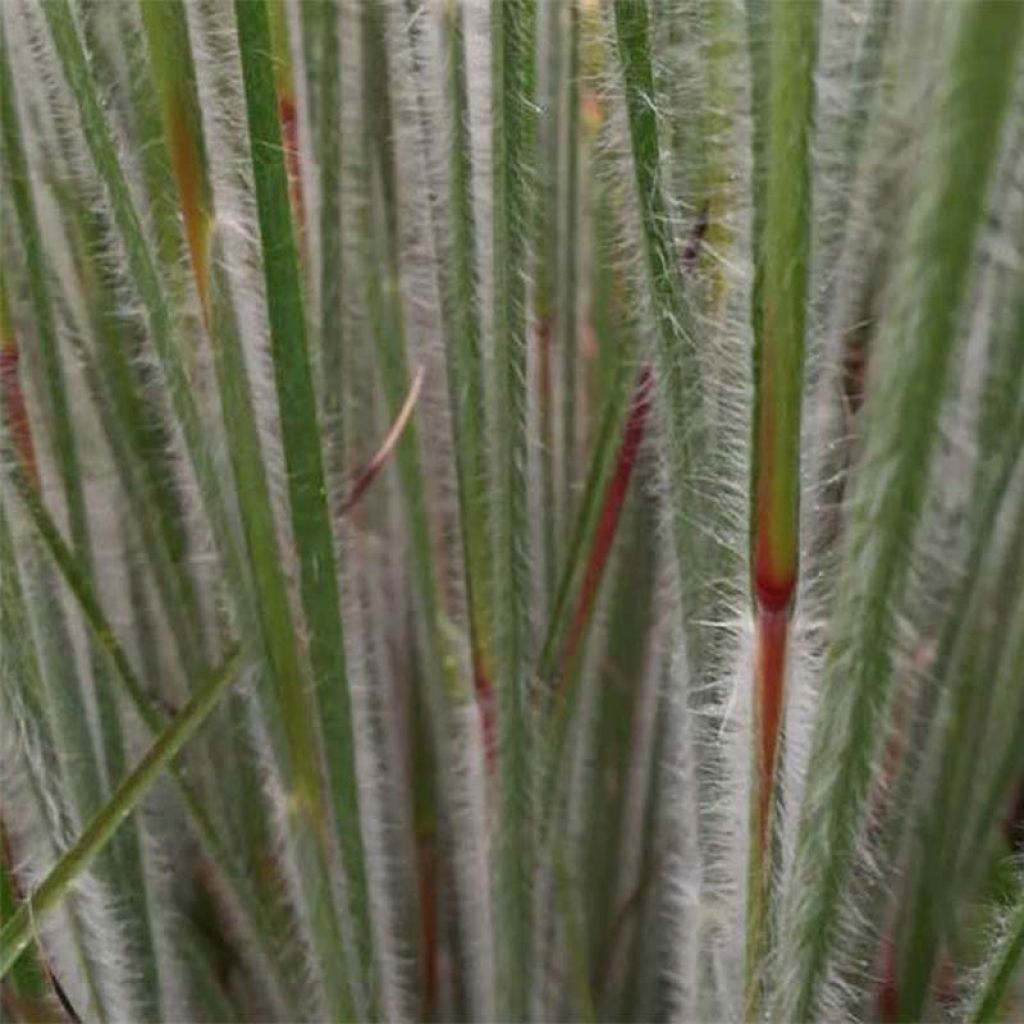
[
  {"left": 492, "top": 0, "right": 536, "bottom": 1013},
  {"left": 139, "top": 0, "right": 213, "bottom": 324},
  {"left": 778, "top": 5, "right": 1024, "bottom": 1018},
  {"left": 551, "top": 366, "right": 653, "bottom": 708},
  {"left": 116, "top": 3, "right": 184, "bottom": 276},
  {"left": 744, "top": 0, "right": 769, "bottom": 357},
  {"left": 6, "top": 457, "right": 176, "bottom": 725},
  {"left": 893, "top": 282, "right": 1024, "bottom": 1020},
  {"left": 0, "top": 52, "right": 163, "bottom": 1005},
  {"left": 266, "top": 0, "right": 307, "bottom": 257},
  {"left": 442, "top": 0, "right": 495, "bottom": 758},
  {"left": 404, "top": 0, "right": 495, "bottom": 762},
  {"left": 585, "top": 492, "right": 660, "bottom": 1019},
  {"left": 0, "top": 850, "right": 48, "bottom": 1011},
  {"left": 0, "top": 32, "right": 79, "bottom": 559},
  {"left": 0, "top": 649, "right": 242, "bottom": 980},
  {"left": 744, "top": 1, "right": 818, "bottom": 1013},
  {"left": 1, "top": 28, "right": 109, "bottom": 801},
  {"left": 232, "top": 2, "right": 371, "bottom": 1007},
  {"left": 207, "top": 241, "right": 357, "bottom": 1019},
  {"left": 5, "top": 453, "right": 297, "bottom": 1015},
  {"left": 359, "top": 6, "right": 495, "bottom": 1015},
  {"left": 59, "top": 193, "right": 205, "bottom": 677},
  {"left": 559, "top": 0, "right": 580, "bottom": 528},
  {"left": 140, "top": 0, "right": 368, "bottom": 1007},
  {"left": 612, "top": 7, "right": 730, "bottom": 1007},
  {"left": 339, "top": 365, "right": 424, "bottom": 517},
  {"left": 40, "top": 0, "right": 245, "bottom": 628},
  {"left": 612, "top": 0, "right": 706, "bottom": 659},
  {"left": 969, "top": 885, "right": 1024, "bottom": 1023},
  {"left": 537, "top": 366, "right": 632, "bottom": 689},
  {"left": 0, "top": 505, "right": 110, "bottom": 1020},
  {"left": 818, "top": 0, "right": 895, "bottom": 295},
  {"left": 318, "top": 0, "right": 344, "bottom": 471},
  {"left": 535, "top": 367, "right": 653, "bottom": 920},
  {"left": 535, "top": 0, "right": 563, "bottom": 608},
  {"left": 0, "top": 282, "right": 39, "bottom": 486}
]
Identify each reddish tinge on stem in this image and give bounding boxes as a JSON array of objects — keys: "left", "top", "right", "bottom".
[
  {"left": 0, "top": 309, "right": 40, "bottom": 488},
  {"left": 278, "top": 93, "right": 308, "bottom": 256},
  {"left": 557, "top": 364, "right": 654, "bottom": 693},
  {"left": 753, "top": 605, "right": 789, "bottom": 847}
]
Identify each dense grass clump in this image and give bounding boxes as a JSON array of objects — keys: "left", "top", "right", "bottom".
[{"left": 1, "top": 1, "right": 1022, "bottom": 1021}]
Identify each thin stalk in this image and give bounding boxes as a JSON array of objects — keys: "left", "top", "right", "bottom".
[
  {"left": 537, "top": 366, "right": 632, "bottom": 688},
  {"left": 744, "top": 0, "right": 818, "bottom": 1015},
  {"left": 151, "top": 1, "right": 368, "bottom": 1007},
  {"left": 0, "top": 504, "right": 108, "bottom": 1022},
  {"left": 551, "top": 367, "right": 653, "bottom": 709},
  {"left": 555, "top": 848, "right": 596, "bottom": 1023},
  {"left": 612, "top": 0, "right": 706, "bottom": 663},
  {"left": 432, "top": 0, "right": 495, "bottom": 762},
  {"left": 819, "top": 0, "right": 896, "bottom": 294},
  {"left": 0, "top": 281, "right": 39, "bottom": 487},
  {"left": 536, "top": 367, "right": 654, "bottom": 869},
  {"left": 359, "top": 6, "right": 495, "bottom": 1015},
  {"left": 0, "top": 846, "right": 47, "bottom": 1009},
  {"left": 895, "top": 516, "right": 1022, "bottom": 1022},
  {"left": 5, "top": 454, "right": 296, "bottom": 1016},
  {"left": 778, "top": 4, "right": 1024, "bottom": 1019},
  {"left": 612, "top": 7, "right": 724, "bottom": 1008},
  {"left": 0, "top": 492, "right": 99, "bottom": 915},
  {"left": 969, "top": 887, "right": 1024, "bottom": 1023},
  {"left": 535, "top": 0, "right": 563, "bottom": 608},
  {"left": 0, "top": 49, "right": 164, "bottom": 1010},
  {"left": 266, "top": 0, "right": 307, "bottom": 259},
  {"left": 585, "top": 481, "right": 659, "bottom": 999},
  {"left": 179, "top": 939, "right": 239, "bottom": 1024},
  {"left": 139, "top": 0, "right": 213, "bottom": 325},
  {"left": 144, "top": 0, "right": 368, "bottom": 1003},
  {"left": 339, "top": 366, "right": 425, "bottom": 517},
  {"left": 893, "top": 286, "right": 1024, "bottom": 1021},
  {"left": 744, "top": 0, "right": 769, "bottom": 341},
  {"left": 359, "top": 9, "right": 444, "bottom": 1011},
  {"left": 6, "top": 457, "right": 182, "bottom": 727},
  {"left": 117, "top": 1, "right": 184, "bottom": 276},
  {"left": 319, "top": 0, "right": 344, "bottom": 472},
  {"left": 207, "top": 242, "right": 356, "bottom": 1020},
  {"left": 700, "top": 0, "right": 741, "bottom": 316},
  {"left": 0, "top": 649, "right": 242, "bottom": 980},
  {"left": 60, "top": 196, "right": 205, "bottom": 679},
  {"left": 963, "top": 501, "right": 1024, "bottom": 893},
  {"left": 492, "top": 0, "right": 536, "bottom": 1014},
  {"left": 559, "top": 0, "right": 580, "bottom": 527},
  {"left": 395, "top": 0, "right": 496, "bottom": 765},
  {"left": 1, "top": 29, "right": 107, "bottom": 814},
  {"left": 41, "top": 0, "right": 246, "bottom": 643},
  {"left": 232, "top": 2, "right": 370, "bottom": 1008}
]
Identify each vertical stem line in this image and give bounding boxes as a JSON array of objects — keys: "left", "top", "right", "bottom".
[
  {"left": 0, "top": 650, "right": 242, "bottom": 981},
  {"left": 41, "top": 0, "right": 246, "bottom": 649},
  {"left": 232, "top": 2, "right": 372, "bottom": 1009},
  {"left": 0, "top": 503, "right": 109, "bottom": 1022},
  {"left": 319, "top": 0, "right": 344, "bottom": 472},
  {"left": 139, "top": 0, "right": 213, "bottom": 326},
  {"left": 559, "top": 0, "right": 580, "bottom": 526},
  {"left": 745, "top": 0, "right": 818, "bottom": 1015},
  {"left": 535, "top": 0, "right": 562, "bottom": 610},
  {"left": 779, "top": 3, "right": 1024, "bottom": 1017},
  {"left": 492, "top": 0, "right": 536, "bottom": 1015},
  {"left": 2, "top": 36, "right": 163, "bottom": 1015}
]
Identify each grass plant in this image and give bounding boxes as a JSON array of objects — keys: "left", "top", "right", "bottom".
[{"left": 1, "top": 1, "right": 1022, "bottom": 1021}]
